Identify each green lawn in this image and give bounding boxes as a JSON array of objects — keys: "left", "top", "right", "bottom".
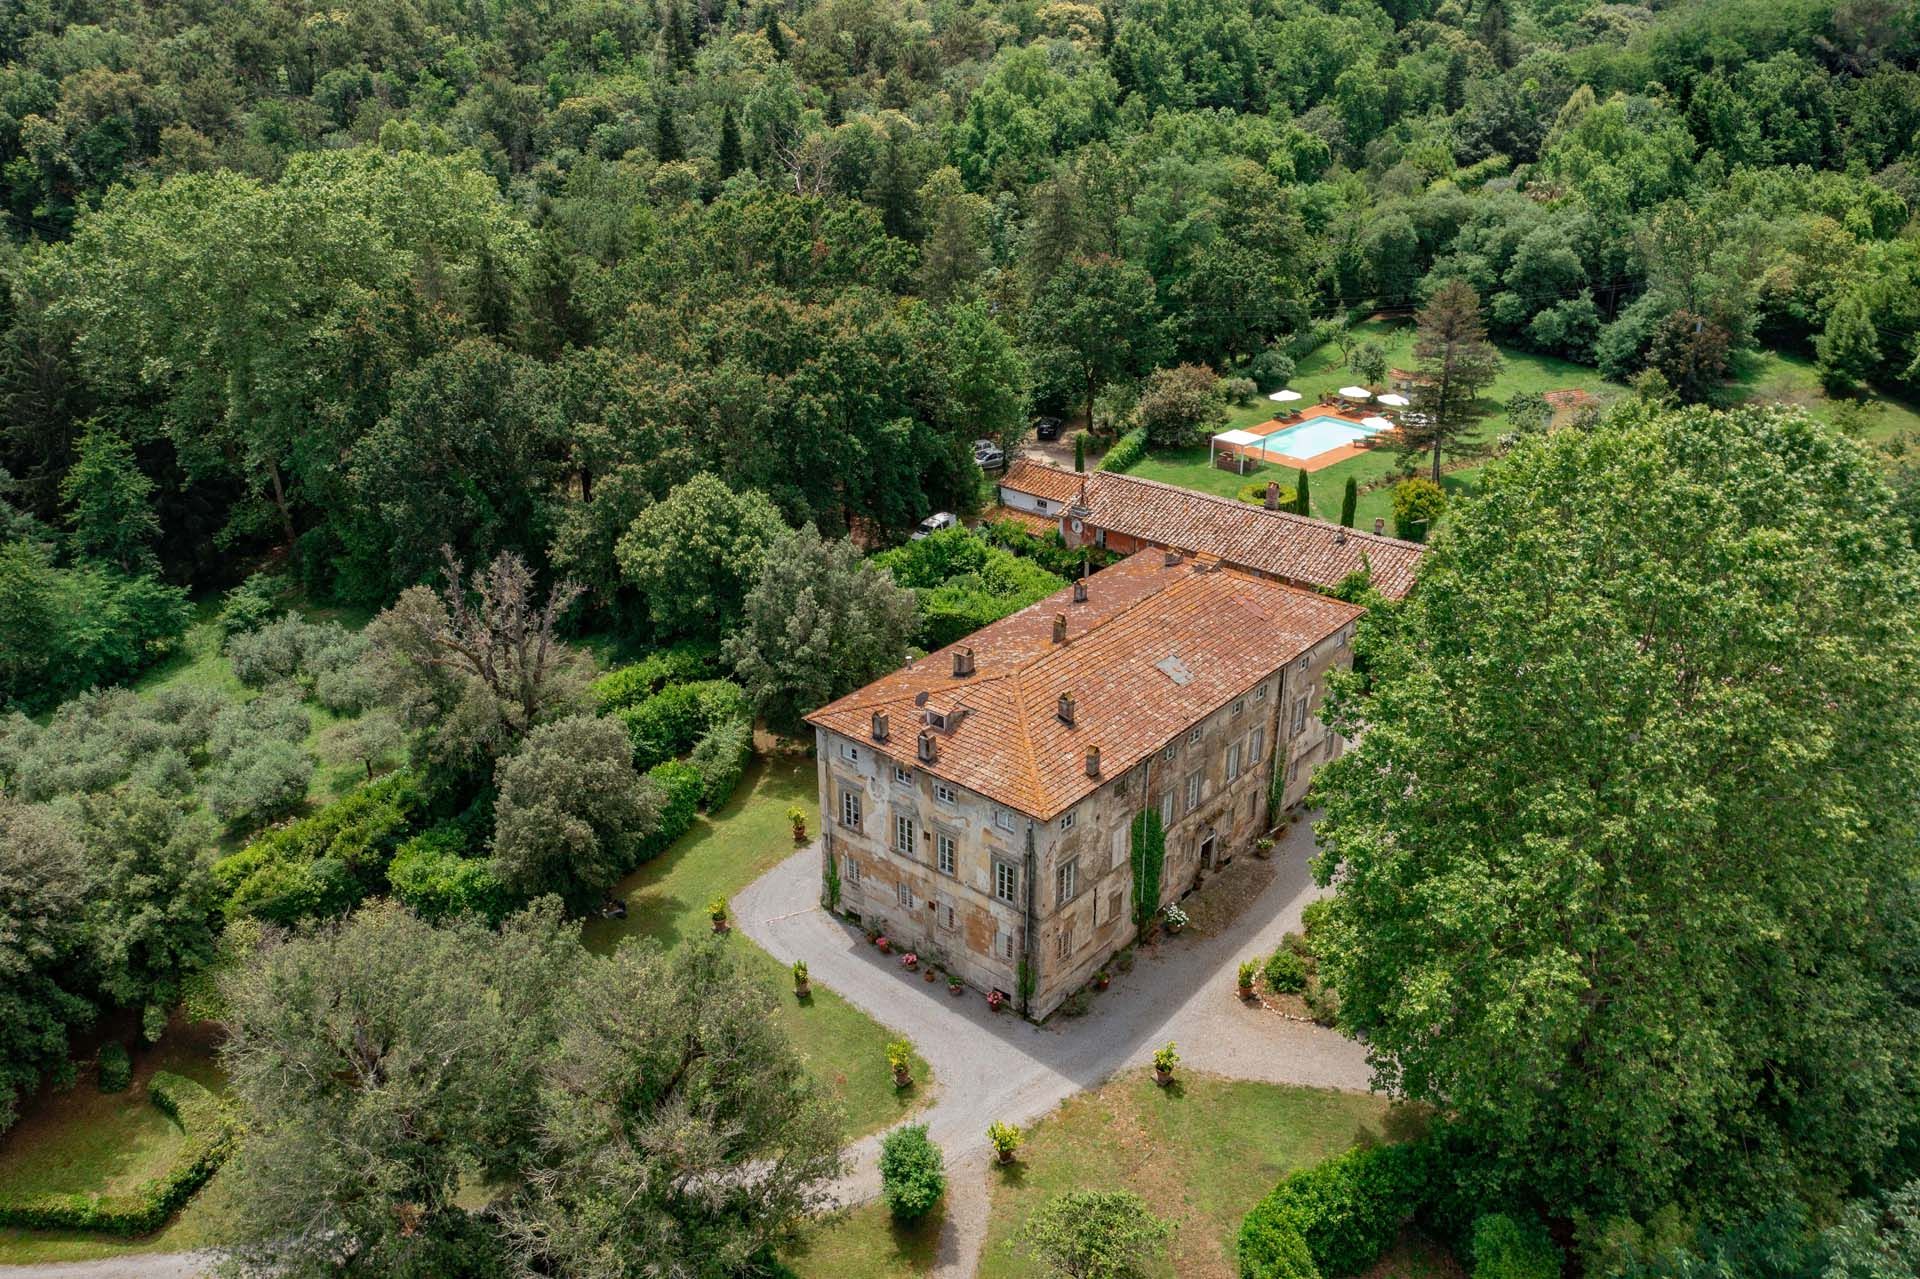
[
  {"left": 0, "top": 1030, "right": 245, "bottom": 1266},
  {"left": 584, "top": 748, "right": 929, "bottom": 1140},
  {"left": 790, "top": 1073, "right": 1439, "bottom": 1279},
  {"left": 1723, "top": 346, "right": 1920, "bottom": 447}
]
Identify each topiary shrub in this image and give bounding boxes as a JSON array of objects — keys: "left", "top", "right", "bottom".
[
  {"left": 1470, "top": 1213, "right": 1561, "bottom": 1279},
  {"left": 879, "top": 1123, "right": 946, "bottom": 1222},
  {"left": 96, "top": 1043, "right": 131, "bottom": 1093},
  {"left": 1238, "top": 1143, "right": 1426, "bottom": 1278},
  {"left": 1265, "top": 948, "right": 1309, "bottom": 994}
]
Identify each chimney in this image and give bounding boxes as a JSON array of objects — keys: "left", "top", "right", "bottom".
[
  {"left": 1072, "top": 578, "right": 1087, "bottom": 603},
  {"left": 1052, "top": 612, "right": 1067, "bottom": 643},
  {"left": 1373, "top": 518, "right": 1386, "bottom": 535},
  {"left": 1334, "top": 527, "right": 1347, "bottom": 545},
  {"left": 1057, "top": 691, "right": 1076, "bottom": 726},
  {"left": 1085, "top": 744, "right": 1101, "bottom": 777},
  {"left": 952, "top": 646, "right": 975, "bottom": 677},
  {"left": 1163, "top": 548, "right": 1182, "bottom": 567},
  {"left": 871, "top": 710, "right": 890, "bottom": 741},
  {"left": 1264, "top": 481, "right": 1280, "bottom": 510},
  {"left": 917, "top": 730, "right": 938, "bottom": 763}
]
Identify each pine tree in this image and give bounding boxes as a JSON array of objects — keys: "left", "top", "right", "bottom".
[
  {"left": 824, "top": 90, "right": 843, "bottom": 127},
  {"left": 663, "top": 3, "right": 694, "bottom": 72},
  {"left": 655, "top": 100, "right": 683, "bottom": 162},
  {"left": 717, "top": 103, "right": 743, "bottom": 179},
  {"left": 1405, "top": 279, "right": 1502, "bottom": 483},
  {"left": 764, "top": 6, "right": 788, "bottom": 59},
  {"left": 1340, "top": 476, "right": 1358, "bottom": 528},
  {"left": 1293, "top": 468, "right": 1310, "bottom": 516}
]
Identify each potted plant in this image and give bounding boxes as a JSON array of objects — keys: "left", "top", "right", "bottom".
[
  {"left": 876, "top": 935, "right": 892, "bottom": 954},
  {"left": 787, "top": 805, "right": 809, "bottom": 844},
  {"left": 948, "top": 974, "right": 965, "bottom": 995},
  {"left": 987, "top": 989, "right": 1006, "bottom": 1013},
  {"left": 923, "top": 963, "right": 938, "bottom": 983},
  {"left": 708, "top": 896, "right": 729, "bottom": 934},
  {"left": 1094, "top": 970, "right": 1111, "bottom": 991},
  {"left": 1153, "top": 1042, "right": 1180, "bottom": 1087},
  {"left": 886, "top": 1039, "right": 914, "bottom": 1088},
  {"left": 901, "top": 951, "right": 918, "bottom": 971},
  {"left": 1254, "top": 836, "right": 1275, "bottom": 860},
  {"left": 1237, "top": 958, "right": 1258, "bottom": 999},
  {"left": 1161, "top": 903, "right": 1189, "bottom": 936},
  {"left": 987, "top": 1121, "right": 1024, "bottom": 1165},
  {"left": 792, "top": 960, "right": 810, "bottom": 999}
]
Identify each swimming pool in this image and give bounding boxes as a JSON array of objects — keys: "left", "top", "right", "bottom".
[{"left": 1256, "top": 415, "right": 1390, "bottom": 461}]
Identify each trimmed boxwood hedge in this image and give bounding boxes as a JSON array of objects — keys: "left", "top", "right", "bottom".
[
  {"left": 589, "top": 641, "right": 722, "bottom": 711},
  {"left": 689, "top": 714, "right": 753, "bottom": 810},
  {"left": 1098, "top": 427, "right": 1149, "bottom": 473},
  {"left": 0, "top": 1071, "right": 234, "bottom": 1235},
  {"left": 637, "top": 760, "right": 704, "bottom": 862}
]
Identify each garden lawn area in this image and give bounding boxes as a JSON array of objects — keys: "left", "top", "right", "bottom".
[
  {"left": 583, "top": 748, "right": 929, "bottom": 1140},
  {"left": 0, "top": 1030, "right": 244, "bottom": 1266},
  {"left": 1723, "top": 346, "right": 1920, "bottom": 448},
  {"left": 790, "top": 1073, "right": 1444, "bottom": 1279}
]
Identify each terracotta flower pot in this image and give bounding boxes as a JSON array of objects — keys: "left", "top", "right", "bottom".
[
  {"left": 997, "top": 1148, "right": 1016, "bottom": 1165},
  {"left": 1155, "top": 1067, "right": 1173, "bottom": 1087},
  {"left": 794, "top": 981, "right": 811, "bottom": 999},
  {"left": 949, "top": 982, "right": 964, "bottom": 996},
  {"left": 923, "top": 968, "right": 937, "bottom": 982},
  {"left": 1095, "top": 976, "right": 1110, "bottom": 991},
  {"left": 711, "top": 918, "right": 729, "bottom": 934},
  {"left": 1238, "top": 982, "right": 1254, "bottom": 999},
  {"left": 893, "top": 1066, "right": 912, "bottom": 1088}
]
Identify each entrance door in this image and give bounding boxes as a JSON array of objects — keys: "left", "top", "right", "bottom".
[{"left": 1198, "top": 831, "right": 1217, "bottom": 870}]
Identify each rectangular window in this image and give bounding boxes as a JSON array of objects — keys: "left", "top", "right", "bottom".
[
  {"left": 1232, "top": 697, "right": 1246, "bottom": 720},
  {"left": 993, "top": 807, "right": 1015, "bottom": 832},
  {"left": 840, "top": 789, "right": 863, "bottom": 829},
  {"left": 1249, "top": 726, "right": 1265, "bottom": 762},
  {"left": 897, "top": 880, "right": 914, "bottom": 909},
  {"left": 1296, "top": 655, "right": 1309, "bottom": 673},
  {"left": 1287, "top": 755, "right": 1300, "bottom": 784},
  {"left": 1058, "top": 808, "right": 1076, "bottom": 832},
  {"left": 1184, "top": 772, "right": 1202, "bottom": 813},
  {"left": 841, "top": 743, "right": 860, "bottom": 763},
  {"left": 1187, "top": 726, "right": 1202, "bottom": 746},
  {"left": 1110, "top": 826, "right": 1128, "bottom": 872},
  {"left": 937, "top": 895, "right": 955, "bottom": 930},
  {"left": 1055, "top": 857, "right": 1079, "bottom": 906},
  {"left": 933, "top": 782, "right": 957, "bottom": 805},
  {"left": 1109, "top": 889, "right": 1124, "bottom": 924},
  {"left": 1255, "top": 680, "right": 1269, "bottom": 702},
  {"left": 843, "top": 855, "right": 859, "bottom": 884},
  {"left": 1162, "top": 741, "right": 1177, "bottom": 761},
  {"left": 1000, "top": 931, "right": 1017, "bottom": 961},
  {"left": 994, "top": 859, "right": 1019, "bottom": 904},
  {"left": 894, "top": 813, "right": 915, "bottom": 856},
  {"left": 936, "top": 831, "right": 956, "bottom": 876},
  {"left": 894, "top": 765, "right": 912, "bottom": 784},
  {"left": 1159, "top": 792, "right": 1175, "bottom": 828},
  {"left": 1291, "top": 696, "right": 1309, "bottom": 736},
  {"left": 1057, "top": 924, "right": 1073, "bottom": 959},
  {"left": 1227, "top": 742, "right": 1243, "bottom": 781}
]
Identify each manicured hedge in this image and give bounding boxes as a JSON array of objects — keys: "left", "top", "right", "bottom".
[
  {"left": 1098, "top": 427, "right": 1149, "bottom": 473},
  {"left": 388, "top": 823, "right": 510, "bottom": 923},
  {"left": 0, "top": 1072, "right": 233, "bottom": 1235},
  {"left": 690, "top": 714, "right": 753, "bottom": 810},
  {"left": 637, "top": 760, "right": 703, "bottom": 862},
  {"left": 615, "top": 680, "right": 749, "bottom": 771},
  {"left": 213, "top": 771, "right": 423, "bottom": 922},
  {"left": 589, "top": 641, "right": 723, "bottom": 711},
  {"left": 1238, "top": 1143, "right": 1427, "bottom": 1278}
]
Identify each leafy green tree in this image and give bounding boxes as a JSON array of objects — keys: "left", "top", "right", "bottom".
[
  {"left": 0, "top": 797, "right": 90, "bottom": 1133},
  {"left": 1647, "top": 311, "right": 1732, "bottom": 405},
  {"left": 725, "top": 524, "right": 917, "bottom": 734},
  {"left": 490, "top": 714, "right": 660, "bottom": 913},
  {"left": 1390, "top": 476, "right": 1446, "bottom": 541},
  {"left": 74, "top": 786, "right": 221, "bottom": 1033},
  {"left": 1816, "top": 292, "right": 1882, "bottom": 396},
  {"left": 502, "top": 938, "right": 844, "bottom": 1275},
  {"left": 879, "top": 1123, "right": 945, "bottom": 1221},
  {"left": 60, "top": 422, "right": 157, "bottom": 574},
  {"left": 930, "top": 300, "right": 1030, "bottom": 446},
  {"left": 1405, "top": 279, "right": 1501, "bottom": 482},
  {"left": 1023, "top": 1190, "right": 1174, "bottom": 1279},
  {"left": 1134, "top": 364, "right": 1224, "bottom": 448},
  {"left": 617, "top": 473, "right": 790, "bottom": 641},
  {"left": 1349, "top": 341, "right": 1388, "bottom": 389},
  {"left": 1026, "top": 256, "right": 1167, "bottom": 428},
  {"left": 0, "top": 541, "right": 189, "bottom": 712},
  {"left": 655, "top": 101, "right": 684, "bottom": 163},
  {"left": 1312, "top": 405, "right": 1920, "bottom": 1220},
  {"left": 220, "top": 902, "right": 576, "bottom": 1277}
]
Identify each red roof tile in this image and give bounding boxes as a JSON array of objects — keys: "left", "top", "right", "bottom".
[{"left": 806, "top": 550, "right": 1363, "bottom": 819}]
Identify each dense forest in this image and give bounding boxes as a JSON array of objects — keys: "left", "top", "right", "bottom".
[{"left": 4, "top": 1, "right": 1920, "bottom": 1275}]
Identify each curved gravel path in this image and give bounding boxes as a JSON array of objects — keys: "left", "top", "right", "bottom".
[{"left": 733, "top": 814, "right": 1373, "bottom": 1277}]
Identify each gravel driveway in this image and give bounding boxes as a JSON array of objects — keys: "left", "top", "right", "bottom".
[{"left": 733, "top": 813, "right": 1373, "bottom": 1276}]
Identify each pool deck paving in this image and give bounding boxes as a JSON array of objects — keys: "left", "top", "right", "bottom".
[{"left": 1228, "top": 402, "right": 1399, "bottom": 473}]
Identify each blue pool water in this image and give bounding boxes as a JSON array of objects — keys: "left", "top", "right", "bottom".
[{"left": 1256, "top": 415, "right": 1389, "bottom": 460}]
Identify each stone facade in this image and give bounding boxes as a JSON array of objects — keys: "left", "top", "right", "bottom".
[{"left": 815, "top": 623, "right": 1353, "bottom": 1019}]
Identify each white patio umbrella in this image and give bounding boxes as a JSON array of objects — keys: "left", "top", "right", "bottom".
[
  {"left": 1360, "top": 415, "right": 1395, "bottom": 430},
  {"left": 1266, "top": 388, "right": 1303, "bottom": 403},
  {"left": 1338, "top": 385, "right": 1372, "bottom": 400},
  {"left": 1376, "top": 392, "right": 1410, "bottom": 407}
]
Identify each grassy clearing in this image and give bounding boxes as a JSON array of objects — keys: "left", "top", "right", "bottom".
[
  {"left": 584, "top": 748, "right": 929, "bottom": 1140},
  {"left": 789, "top": 1073, "right": 1436, "bottom": 1279},
  {"left": 1723, "top": 346, "right": 1920, "bottom": 448}
]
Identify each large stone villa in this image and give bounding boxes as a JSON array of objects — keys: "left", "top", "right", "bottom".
[
  {"left": 993, "top": 459, "right": 1426, "bottom": 601},
  {"left": 805, "top": 546, "right": 1370, "bottom": 1019}
]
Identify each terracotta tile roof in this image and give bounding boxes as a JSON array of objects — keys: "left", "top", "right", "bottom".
[
  {"left": 978, "top": 504, "right": 1057, "bottom": 536},
  {"left": 1000, "top": 459, "right": 1086, "bottom": 505},
  {"left": 806, "top": 550, "right": 1363, "bottom": 820},
  {"left": 999, "top": 463, "right": 1426, "bottom": 600}
]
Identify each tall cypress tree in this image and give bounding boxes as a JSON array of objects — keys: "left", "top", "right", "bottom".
[
  {"left": 1293, "top": 467, "right": 1311, "bottom": 516},
  {"left": 717, "top": 103, "right": 743, "bottom": 179},
  {"left": 655, "top": 101, "right": 683, "bottom": 162},
  {"left": 764, "top": 6, "right": 788, "bottom": 59},
  {"left": 1340, "top": 476, "right": 1358, "bottom": 528},
  {"left": 663, "top": 3, "right": 694, "bottom": 72}
]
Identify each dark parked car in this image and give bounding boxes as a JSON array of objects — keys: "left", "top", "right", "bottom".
[{"left": 1033, "top": 416, "right": 1063, "bottom": 441}]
